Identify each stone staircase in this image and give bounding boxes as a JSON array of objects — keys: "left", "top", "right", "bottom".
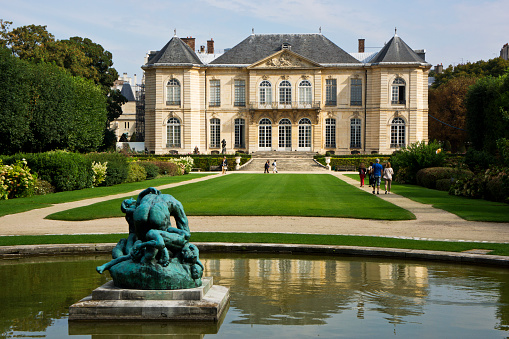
[{"left": 239, "top": 151, "right": 327, "bottom": 172}]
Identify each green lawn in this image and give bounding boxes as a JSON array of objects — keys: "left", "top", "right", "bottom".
[
  {"left": 1, "top": 233, "right": 508, "bottom": 256},
  {"left": 46, "top": 174, "right": 415, "bottom": 221},
  {"left": 0, "top": 173, "right": 212, "bottom": 217},
  {"left": 345, "top": 174, "right": 509, "bottom": 222}
]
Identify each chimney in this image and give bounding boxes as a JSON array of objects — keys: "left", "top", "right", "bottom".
[
  {"left": 123, "top": 72, "right": 128, "bottom": 82},
  {"left": 358, "top": 39, "right": 365, "bottom": 53},
  {"left": 207, "top": 39, "right": 214, "bottom": 54},
  {"left": 200, "top": 45, "right": 205, "bottom": 53},
  {"left": 181, "top": 37, "right": 196, "bottom": 51},
  {"left": 434, "top": 64, "right": 443, "bottom": 74}
]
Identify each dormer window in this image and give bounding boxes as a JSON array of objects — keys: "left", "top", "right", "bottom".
[{"left": 282, "top": 43, "right": 291, "bottom": 50}]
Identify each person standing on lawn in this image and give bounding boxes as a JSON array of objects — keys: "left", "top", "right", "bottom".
[
  {"left": 383, "top": 162, "right": 394, "bottom": 194},
  {"left": 221, "top": 156, "right": 228, "bottom": 174},
  {"left": 372, "top": 159, "right": 384, "bottom": 194},
  {"left": 272, "top": 160, "right": 278, "bottom": 173},
  {"left": 264, "top": 160, "right": 270, "bottom": 173},
  {"left": 358, "top": 163, "right": 366, "bottom": 187}
]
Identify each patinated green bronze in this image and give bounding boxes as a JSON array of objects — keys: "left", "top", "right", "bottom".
[{"left": 96, "top": 187, "right": 203, "bottom": 290}]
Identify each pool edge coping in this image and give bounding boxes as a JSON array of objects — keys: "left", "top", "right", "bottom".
[{"left": 1, "top": 243, "right": 508, "bottom": 267}]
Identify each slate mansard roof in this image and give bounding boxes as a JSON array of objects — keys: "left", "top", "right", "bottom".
[
  {"left": 144, "top": 33, "right": 429, "bottom": 67},
  {"left": 211, "top": 34, "right": 360, "bottom": 65},
  {"left": 369, "top": 34, "right": 427, "bottom": 65},
  {"left": 146, "top": 36, "right": 203, "bottom": 66}
]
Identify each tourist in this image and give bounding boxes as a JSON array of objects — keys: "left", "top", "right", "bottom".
[
  {"left": 358, "top": 163, "right": 366, "bottom": 187},
  {"left": 272, "top": 160, "right": 278, "bottom": 173},
  {"left": 372, "top": 159, "right": 384, "bottom": 194},
  {"left": 221, "top": 156, "right": 228, "bottom": 174},
  {"left": 383, "top": 162, "right": 394, "bottom": 194},
  {"left": 264, "top": 160, "right": 270, "bottom": 173},
  {"left": 367, "top": 162, "right": 374, "bottom": 189}
]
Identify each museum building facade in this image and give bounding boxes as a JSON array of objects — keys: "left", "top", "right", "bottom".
[{"left": 142, "top": 32, "right": 430, "bottom": 155}]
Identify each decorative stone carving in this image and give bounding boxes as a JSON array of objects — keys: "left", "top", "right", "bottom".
[{"left": 266, "top": 52, "right": 302, "bottom": 68}]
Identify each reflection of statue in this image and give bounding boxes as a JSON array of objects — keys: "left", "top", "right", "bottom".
[
  {"left": 96, "top": 187, "right": 203, "bottom": 290},
  {"left": 221, "top": 139, "right": 226, "bottom": 154}
]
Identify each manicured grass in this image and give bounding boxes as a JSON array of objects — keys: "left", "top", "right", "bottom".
[
  {"left": 345, "top": 174, "right": 509, "bottom": 222},
  {"left": 0, "top": 174, "right": 213, "bottom": 217},
  {"left": 46, "top": 174, "right": 415, "bottom": 221},
  {"left": 1, "top": 233, "right": 508, "bottom": 256}
]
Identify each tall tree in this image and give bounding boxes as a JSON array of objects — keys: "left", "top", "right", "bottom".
[
  {"left": 432, "top": 58, "right": 509, "bottom": 88},
  {"left": 428, "top": 77, "right": 477, "bottom": 151}
]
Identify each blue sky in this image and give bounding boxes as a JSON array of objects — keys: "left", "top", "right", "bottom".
[{"left": 2, "top": 0, "right": 508, "bottom": 80}]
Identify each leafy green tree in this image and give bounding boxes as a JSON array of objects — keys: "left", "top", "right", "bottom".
[
  {"left": 2, "top": 24, "right": 54, "bottom": 60},
  {"left": 432, "top": 58, "right": 509, "bottom": 88}
]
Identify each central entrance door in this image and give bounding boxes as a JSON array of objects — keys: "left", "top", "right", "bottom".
[
  {"left": 298, "top": 118, "right": 312, "bottom": 151},
  {"left": 278, "top": 118, "right": 292, "bottom": 151},
  {"left": 258, "top": 118, "right": 272, "bottom": 151}
]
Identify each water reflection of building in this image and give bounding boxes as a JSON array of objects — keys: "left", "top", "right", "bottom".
[{"left": 202, "top": 255, "right": 428, "bottom": 325}]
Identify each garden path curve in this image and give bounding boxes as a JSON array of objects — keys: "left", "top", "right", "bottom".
[{"left": 0, "top": 171, "right": 508, "bottom": 243}]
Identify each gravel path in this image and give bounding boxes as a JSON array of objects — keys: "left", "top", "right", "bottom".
[{"left": 1, "top": 172, "right": 508, "bottom": 243}]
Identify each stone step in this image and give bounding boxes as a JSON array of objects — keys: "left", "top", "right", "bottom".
[
  {"left": 239, "top": 158, "right": 327, "bottom": 172},
  {"left": 250, "top": 151, "right": 317, "bottom": 159}
]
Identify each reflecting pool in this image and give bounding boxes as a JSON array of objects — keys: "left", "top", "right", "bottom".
[{"left": 1, "top": 253, "right": 509, "bottom": 338}]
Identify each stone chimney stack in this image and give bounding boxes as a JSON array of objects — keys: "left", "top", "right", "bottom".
[
  {"left": 200, "top": 45, "right": 205, "bottom": 53},
  {"left": 181, "top": 37, "right": 196, "bottom": 51},
  {"left": 358, "top": 39, "right": 365, "bottom": 53},
  {"left": 207, "top": 39, "right": 214, "bottom": 54}
]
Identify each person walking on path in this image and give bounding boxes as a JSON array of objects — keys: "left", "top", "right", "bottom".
[
  {"left": 221, "top": 156, "right": 228, "bottom": 175},
  {"left": 272, "top": 160, "right": 278, "bottom": 173},
  {"left": 358, "top": 163, "right": 366, "bottom": 187},
  {"left": 372, "top": 159, "right": 384, "bottom": 194},
  {"left": 367, "top": 162, "right": 374, "bottom": 189},
  {"left": 264, "top": 160, "right": 270, "bottom": 173},
  {"left": 383, "top": 162, "right": 394, "bottom": 194}
]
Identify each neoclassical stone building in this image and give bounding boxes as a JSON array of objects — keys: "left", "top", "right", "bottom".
[{"left": 142, "top": 32, "right": 430, "bottom": 155}]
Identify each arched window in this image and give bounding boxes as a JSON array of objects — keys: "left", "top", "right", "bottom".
[
  {"left": 390, "top": 117, "right": 405, "bottom": 148},
  {"left": 166, "top": 79, "right": 181, "bottom": 106},
  {"left": 259, "top": 80, "right": 272, "bottom": 106},
  {"left": 325, "top": 118, "right": 336, "bottom": 148},
  {"left": 391, "top": 77, "right": 406, "bottom": 105},
  {"left": 350, "top": 118, "right": 361, "bottom": 148},
  {"left": 298, "top": 118, "right": 312, "bottom": 150},
  {"left": 210, "top": 118, "right": 220, "bottom": 148},
  {"left": 279, "top": 80, "right": 292, "bottom": 105},
  {"left": 258, "top": 118, "right": 272, "bottom": 150},
  {"left": 299, "top": 80, "right": 312, "bottom": 106},
  {"left": 234, "top": 118, "right": 245, "bottom": 148},
  {"left": 278, "top": 118, "right": 292, "bottom": 150},
  {"left": 166, "top": 117, "right": 181, "bottom": 147}
]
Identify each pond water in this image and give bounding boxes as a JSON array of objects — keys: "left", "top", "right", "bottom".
[{"left": 1, "top": 253, "right": 509, "bottom": 338}]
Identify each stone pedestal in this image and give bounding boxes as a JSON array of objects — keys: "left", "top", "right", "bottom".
[{"left": 69, "top": 277, "right": 229, "bottom": 321}]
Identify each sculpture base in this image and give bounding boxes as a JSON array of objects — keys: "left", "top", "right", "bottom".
[{"left": 68, "top": 277, "right": 229, "bottom": 321}]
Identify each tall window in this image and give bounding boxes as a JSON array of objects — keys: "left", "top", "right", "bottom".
[
  {"left": 166, "top": 79, "right": 181, "bottom": 105},
  {"left": 234, "top": 80, "right": 246, "bottom": 107},
  {"left": 325, "top": 79, "right": 337, "bottom": 106},
  {"left": 278, "top": 118, "right": 292, "bottom": 149},
  {"left": 234, "top": 118, "right": 245, "bottom": 148},
  {"left": 350, "top": 78, "right": 362, "bottom": 106},
  {"left": 209, "top": 80, "right": 220, "bottom": 107},
  {"left": 210, "top": 118, "right": 220, "bottom": 148},
  {"left": 258, "top": 118, "right": 272, "bottom": 150},
  {"left": 298, "top": 118, "right": 312, "bottom": 149},
  {"left": 350, "top": 118, "right": 361, "bottom": 148},
  {"left": 391, "top": 117, "right": 405, "bottom": 147},
  {"left": 325, "top": 118, "right": 336, "bottom": 148},
  {"left": 166, "top": 117, "right": 181, "bottom": 147},
  {"left": 279, "top": 80, "right": 292, "bottom": 105},
  {"left": 391, "top": 78, "right": 406, "bottom": 105},
  {"left": 259, "top": 80, "right": 272, "bottom": 105},
  {"left": 299, "top": 80, "right": 312, "bottom": 105}
]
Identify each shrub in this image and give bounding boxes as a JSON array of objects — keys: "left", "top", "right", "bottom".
[
  {"left": 34, "top": 179, "right": 56, "bottom": 195},
  {"left": 450, "top": 167, "right": 509, "bottom": 203},
  {"left": 153, "top": 161, "right": 183, "bottom": 176},
  {"left": 17, "top": 151, "right": 93, "bottom": 192},
  {"left": 168, "top": 156, "right": 194, "bottom": 174},
  {"left": 91, "top": 161, "right": 108, "bottom": 187},
  {"left": 416, "top": 167, "right": 473, "bottom": 189},
  {"left": 498, "top": 138, "right": 509, "bottom": 167},
  {"left": 436, "top": 178, "right": 453, "bottom": 191},
  {"left": 464, "top": 149, "right": 496, "bottom": 172},
  {"left": 390, "top": 141, "right": 446, "bottom": 183},
  {"left": 139, "top": 162, "right": 160, "bottom": 179},
  {"left": 0, "top": 159, "right": 37, "bottom": 199},
  {"left": 86, "top": 152, "right": 129, "bottom": 186},
  {"left": 126, "top": 162, "right": 147, "bottom": 183}
]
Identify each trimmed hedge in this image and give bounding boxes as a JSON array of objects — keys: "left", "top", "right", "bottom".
[
  {"left": 85, "top": 152, "right": 129, "bottom": 186},
  {"left": 138, "top": 161, "right": 160, "bottom": 179},
  {"left": 314, "top": 155, "right": 390, "bottom": 170},
  {"left": 125, "top": 162, "right": 147, "bottom": 183},
  {"left": 134, "top": 155, "right": 251, "bottom": 172},
  {"left": 1, "top": 151, "right": 94, "bottom": 192},
  {"left": 416, "top": 167, "right": 473, "bottom": 189}
]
